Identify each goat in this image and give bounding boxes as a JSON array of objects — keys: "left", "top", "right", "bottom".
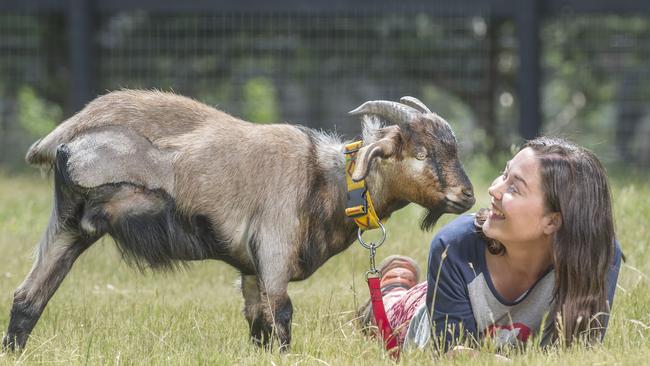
[{"left": 2, "top": 90, "right": 475, "bottom": 352}]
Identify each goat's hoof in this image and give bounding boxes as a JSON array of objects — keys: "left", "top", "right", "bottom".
[
  {"left": 278, "top": 343, "right": 290, "bottom": 354},
  {"left": 1, "top": 334, "right": 12, "bottom": 353},
  {"left": 1, "top": 332, "right": 27, "bottom": 352},
  {"left": 250, "top": 335, "right": 263, "bottom": 348},
  {"left": 1, "top": 335, "right": 14, "bottom": 353}
]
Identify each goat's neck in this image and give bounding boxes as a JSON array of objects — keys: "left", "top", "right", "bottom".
[
  {"left": 364, "top": 168, "right": 408, "bottom": 220},
  {"left": 315, "top": 137, "right": 405, "bottom": 224}
]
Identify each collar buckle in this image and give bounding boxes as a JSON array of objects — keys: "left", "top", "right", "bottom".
[{"left": 345, "top": 187, "right": 368, "bottom": 218}]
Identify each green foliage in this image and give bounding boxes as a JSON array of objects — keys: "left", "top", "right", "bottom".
[
  {"left": 17, "top": 86, "right": 60, "bottom": 137},
  {"left": 241, "top": 77, "right": 279, "bottom": 124},
  {"left": 541, "top": 16, "right": 650, "bottom": 162}
]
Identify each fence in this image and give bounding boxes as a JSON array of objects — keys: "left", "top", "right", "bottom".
[{"left": 1, "top": 0, "right": 649, "bottom": 168}]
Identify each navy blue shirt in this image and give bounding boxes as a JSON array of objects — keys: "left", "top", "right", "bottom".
[{"left": 425, "top": 214, "right": 622, "bottom": 347}]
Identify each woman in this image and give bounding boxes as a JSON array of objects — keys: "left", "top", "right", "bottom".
[{"left": 360, "top": 137, "right": 622, "bottom": 352}]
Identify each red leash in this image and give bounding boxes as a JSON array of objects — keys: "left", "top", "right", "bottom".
[
  {"left": 368, "top": 275, "right": 400, "bottom": 359},
  {"left": 355, "top": 222, "right": 399, "bottom": 359}
]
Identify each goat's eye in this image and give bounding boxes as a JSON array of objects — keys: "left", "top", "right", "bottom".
[{"left": 416, "top": 151, "right": 427, "bottom": 160}]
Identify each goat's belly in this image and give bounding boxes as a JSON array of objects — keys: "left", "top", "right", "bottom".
[{"left": 79, "top": 182, "right": 254, "bottom": 272}]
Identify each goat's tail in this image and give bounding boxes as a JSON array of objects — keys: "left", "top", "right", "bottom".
[{"left": 25, "top": 117, "right": 78, "bottom": 166}]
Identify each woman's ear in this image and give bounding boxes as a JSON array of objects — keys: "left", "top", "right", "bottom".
[
  {"left": 351, "top": 126, "right": 403, "bottom": 182},
  {"left": 543, "top": 212, "right": 562, "bottom": 235}
]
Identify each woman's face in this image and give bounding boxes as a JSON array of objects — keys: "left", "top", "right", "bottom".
[{"left": 483, "top": 147, "right": 559, "bottom": 246}]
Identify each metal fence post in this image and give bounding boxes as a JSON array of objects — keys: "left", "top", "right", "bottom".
[
  {"left": 67, "top": 0, "right": 96, "bottom": 114},
  {"left": 516, "top": 0, "right": 541, "bottom": 140}
]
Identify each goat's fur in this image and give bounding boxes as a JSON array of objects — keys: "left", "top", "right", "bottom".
[{"left": 3, "top": 90, "right": 474, "bottom": 352}]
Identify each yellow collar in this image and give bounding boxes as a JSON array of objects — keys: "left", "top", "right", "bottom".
[{"left": 344, "top": 141, "right": 382, "bottom": 230}]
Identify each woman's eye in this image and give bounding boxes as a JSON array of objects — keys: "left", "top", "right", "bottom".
[{"left": 507, "top": 184, "right": 518, "bottom": 194}]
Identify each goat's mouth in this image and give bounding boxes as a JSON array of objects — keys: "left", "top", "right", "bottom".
[
  {"left": 444, "top": 189, "right": 476, "bottom": 214},
  {"left": 444, "top": 196, "right": 475, "bottom": 214},
  {"left": 420, "top": 196, "right": 475, "bottom": 231}
]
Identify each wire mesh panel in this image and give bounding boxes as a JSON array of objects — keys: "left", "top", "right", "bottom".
[
  {"left": 0, "top": 12, "right": 66, "bottom": 168},
  {"left": 95, "top": 10, "right": 499, "bottom": 155}
]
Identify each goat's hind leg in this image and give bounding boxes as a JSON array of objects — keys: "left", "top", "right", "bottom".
[
  {"left": 3, "top": 149, "right": 99, "bottom": 351},
  {"left": 2, "top": 209, "right": 96, "bottom": 351}
]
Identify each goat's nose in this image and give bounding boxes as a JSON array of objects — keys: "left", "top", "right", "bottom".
[
  {"left": 462, "top": 187, "right": 476, "bottom": 207},
  {"left": 462, "top": 187, "right": 474, "bottom": 198}
]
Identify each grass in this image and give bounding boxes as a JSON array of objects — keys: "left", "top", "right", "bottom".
[{"left": 0, "top": 161, "right": 649, "bottom": 365}]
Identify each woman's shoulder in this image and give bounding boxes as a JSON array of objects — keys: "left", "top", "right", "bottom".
[{"left": 429, "top": 214, "right": 485, "bottom": 261}]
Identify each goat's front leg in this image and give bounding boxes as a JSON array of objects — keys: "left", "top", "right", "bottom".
[
  {"left": 258, "top": 286, "right": 293, "bottom": 352},
  {"left": 241, "top": 274, "right": 293, "bottom": 352},
  {"left": 254, "top": 287, "right": 292, "bottom": 352},
  {"left": 247, "top": 231, "right": 295, "bottom": 352}
]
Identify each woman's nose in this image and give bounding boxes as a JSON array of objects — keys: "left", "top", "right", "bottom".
[{"left": 488, "top": 179, "right": 503, "bottom": 200}]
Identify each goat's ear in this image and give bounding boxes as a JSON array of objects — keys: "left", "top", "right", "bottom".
[{"left": 352, "top": 127, "right": 402, "bottom": 181}]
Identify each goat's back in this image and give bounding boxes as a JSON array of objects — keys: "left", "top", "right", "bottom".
[{"left": 25, "top": 90, "right": 243, "bottom": 166}]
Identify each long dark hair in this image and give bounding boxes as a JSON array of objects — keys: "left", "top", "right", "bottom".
[{"left": 475, "top": 137, "right": 615, "bottom": 345}]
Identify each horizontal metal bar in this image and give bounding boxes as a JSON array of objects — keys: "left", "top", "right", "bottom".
[
  {"left": 0, "top": 0, "right": 64, "bottom": 12},
  {"left": 93, "top": 0, "right": 513, "bottom": 15},
  {"left": 542, "top": 0, "right": 650, "bottom": 15},
  {"left": 1, "top": 0, "right": 650, "bottom": 16}
]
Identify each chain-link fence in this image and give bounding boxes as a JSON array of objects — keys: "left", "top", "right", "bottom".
[{"left": 0, "top": 3, "right": 648, "bottom": 169}]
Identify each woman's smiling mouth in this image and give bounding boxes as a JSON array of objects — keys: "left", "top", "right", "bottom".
[{"left": 490, "top": 204, "right": 505, "bottom": 220}]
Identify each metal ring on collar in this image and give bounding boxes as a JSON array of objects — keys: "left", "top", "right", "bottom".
[{"left": 357, "top": 221, "right": 386, "bottom": 249}]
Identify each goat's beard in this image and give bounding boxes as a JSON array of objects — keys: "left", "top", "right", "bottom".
[{"left": 420, "top": 204, "right": 446, "bottom": 231}]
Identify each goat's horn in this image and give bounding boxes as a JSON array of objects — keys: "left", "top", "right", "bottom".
[
  {"left": 349, "top": 100, "right": 419, "bottom": 126},
  {"left": 399, "top": 96, "right": 431, "bottom": 114}
]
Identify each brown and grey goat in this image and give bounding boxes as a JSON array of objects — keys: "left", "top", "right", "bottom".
[{"left": 2, "top": 90, "right": 474, "bottom": 352}]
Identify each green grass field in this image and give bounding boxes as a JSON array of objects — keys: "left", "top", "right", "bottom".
[{"left": 0, "top": 161, "right": 649, "bottom": 365}]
